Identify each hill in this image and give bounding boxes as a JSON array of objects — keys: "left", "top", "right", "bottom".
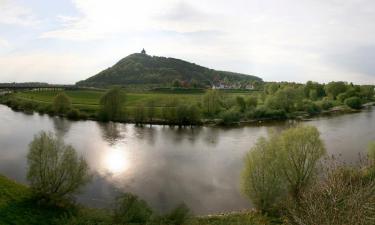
[{"left": 76, "top": 52, "right": 262, "bottom": 87}]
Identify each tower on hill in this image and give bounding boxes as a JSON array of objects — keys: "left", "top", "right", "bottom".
[{"left": 141, "top": 48, "right": 146, "bottom": 54}]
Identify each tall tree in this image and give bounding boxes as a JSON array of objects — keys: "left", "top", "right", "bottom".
[{"left": 99, "top": 87, "right": 125, "bottom": 121}]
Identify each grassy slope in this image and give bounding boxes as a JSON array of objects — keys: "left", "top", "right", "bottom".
[
  {"left": 0, "top": 175, "right": 72, "bottom": 225},
  {"left": 0, "top": 175, "right": 272, "bottom": 225}
]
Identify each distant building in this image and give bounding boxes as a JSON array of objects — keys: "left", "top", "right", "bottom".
[{"left": 141, "top": 48, "right": 146, "bottom": 54}]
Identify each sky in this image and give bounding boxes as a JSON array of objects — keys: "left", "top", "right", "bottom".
[{"left": 0, "top": 0, "right": 374, "bottom": 84}]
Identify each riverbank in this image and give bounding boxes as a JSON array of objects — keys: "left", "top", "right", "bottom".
[
  {"left": 0, "top": 174, "right": 272, "bottom": 225},
  {"left": 0, "top": 90, "right": 373, "bottom": 127}
]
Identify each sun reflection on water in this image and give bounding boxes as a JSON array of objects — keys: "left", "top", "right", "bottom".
[{"left": 102, "top": 146, "right": 129, "bottom": 174}]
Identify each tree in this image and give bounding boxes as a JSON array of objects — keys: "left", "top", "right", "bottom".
[
  {"left": 99, "top": 87, "right": 125, "bottom": 121},
  {"left": 146, "top": 100, "right": 156, "bottom": 124},
  {"left": 278, "top": 126, "right": 326, "bottom": 199},
  {"left": 134, "top": 104, "right": 146, "bottom": 125},
  {"left": 27, "top": 131, "right": 91, "bottom": 203},
  {"left": 187, "top": 104, "right": 201, "bottom": 126},
  {"left": 113, "top": 193, "right": 153, "bottom": 224},
  {"left": 236, "top": 96, "right": 246, "bottom": 112},
  {"left": 345, "top": 96, "right": 362, "bottom": 109},
  {"left": 202, "top": 90, "right": 221, "bottom": 115},
  {"left": 242, "top": 134, "right": 286, "bottom": 213},
  {"left": 53, "top": 92, "right": 71, "bottom": 114},
  {"left": 172, "top": 79, "right": 181, "bottom": 87},
  {"left": 325, "top": 81, "right": 347, "bottom": 99},
  {"left": 246, "top": 96, "right": 258, "bottom": 109}
]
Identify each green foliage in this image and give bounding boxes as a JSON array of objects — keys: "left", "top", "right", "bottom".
[
  {"left": 317, "top": 99, "right": 334, "bottom": 110},
  {"left": 202, "top": 90, "right": 222, "bottom": 115},
  {"left": 368, "top": 142, "right": 375, "bottom": 162},
  {"left": 242, "top": 135, "right": 286, "bottom": 213},
  {"left": 27, "top": 132, "right": 91, "bottom": 204},
  {"left": 344, "top": 96, "right": 362, "bottom": 109},
  {"left": 325, "top": 81, "right": 347, "bottom": 99},
  {"left": 246, "top": 96, "right": 258, "bottom": 109},
  {"left": 278, "top": 126, "right": 326, "bottom": 199},
  {"left": 236, "top": 96, "right": 247, "bottom": 112},
  {"left": 242, "top": 126, "right": 326, "bottom": 214},
  {"left": 134, "top": 104, "right": 146, "bottom": 125},
  {"left": 99, "top": 87, "right": 125, "bottom": 121},
  {"left": 76, "top": 53, "right": 262, "bottom": 87},
  {"left": 53, "top": 92, "right": 71, "bottom": 114},
  {"left": 161, "top": 203, "right": 191, "bottom": 225},
  {"left": 146, "top": 100, "right": 156, "bottom": 123},
  {"left": 219, "top": 108, "right": 241, "bottom": 125},
  {"left": 113, "top": 193, "right": 152, "bottom": 224},
  {"left": 67, "top": 108, "right": 81, "bottom": 120}
]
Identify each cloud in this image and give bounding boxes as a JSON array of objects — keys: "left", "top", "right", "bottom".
[
  {"left": 0, "top": 0, "right": 39, "bottom": 26},
  {"left": 0, "top": 37, "right": 9, "bottom": 47},
  {"left": 2, "top": 0, "right": 375, "bottom": 84},
  {"left": 328, "top": 46, "right": 375, "bottom": 78},
  {"left": 0, "top": 52, "right": 107, "bottom": 84}
]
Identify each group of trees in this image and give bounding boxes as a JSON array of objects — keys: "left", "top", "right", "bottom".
[
  {"left": 241, "top": 125, "right": 375, "bottom": 224},
  {"left": 199, "top": 81, "right": 374, "bottom": 125}
]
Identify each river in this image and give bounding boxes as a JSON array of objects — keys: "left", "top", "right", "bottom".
[{"left": 0, "top": 105, "right": 374, "bottom": 214}]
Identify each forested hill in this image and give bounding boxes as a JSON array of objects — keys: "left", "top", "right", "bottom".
[{"left": 76, "top": 53, "right": 262, "bottom": 87}]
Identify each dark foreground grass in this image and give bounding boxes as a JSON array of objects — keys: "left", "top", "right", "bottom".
[{"left": 0, "top": 175, "right": 272, "bottom": 225}]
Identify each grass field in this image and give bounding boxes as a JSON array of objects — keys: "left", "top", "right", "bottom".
[{"left": 12, "top": 89, "right": 257, "bottom": 118}]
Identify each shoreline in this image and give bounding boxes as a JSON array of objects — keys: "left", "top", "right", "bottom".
[{"left": 0, "top": 99, "right": 373, "bottom": 127}]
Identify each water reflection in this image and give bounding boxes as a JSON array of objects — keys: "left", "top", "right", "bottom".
[
  {"left": 102, "top": 145, "right": 130, "bottom": 175},
  {"left": 98, "top": 122, "right": 124, "bottom": 146},
  {"left": 0, "top": 105, "right": 374, "bottom": 215},
  {"left": 52, "top": 116, "right": 71, "bottom": 137}
]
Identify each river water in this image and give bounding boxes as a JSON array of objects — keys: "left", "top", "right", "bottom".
[{"left": 0, "top": 105, "right": 374, "bottom": 214}]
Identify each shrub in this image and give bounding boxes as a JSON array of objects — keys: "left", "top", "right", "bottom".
[
  {"left": 99, "top": 87, "right": 125, "bottom": 121},
  {"left": 113, "top": 193, "right": 153, "bottom": 224},
  {"left": 318, "top": 100, "right": 334, "bottom": 110},
  {"left": 302, "top": 100, "right": 321, "bottom": 115},
  {"left": 134, "top": 104, "right": 146, "bottom": 125},
  {"left": 67, "top": 108, "right": 81, "bottom": 120},
  {"left": 278, "top": 126, "right": 326, "bottom": 199},
  {"left": 53, "top": 92, "right": 71, "bottom": 114},
  {"left": 27, "top": 131, "right": 91, "bottom": 204},
  {"left": 242, "top": 135, "right": 286, "bottom": 213},
  {"left": 162, "top": 203, "right": 191, "bottom": 225},
  {"left": 344, "top": 96, "right": 362, "bottom": 109},
  {"left": 284, "top": 164, "right": 375, "bottom": 225},
  {"left": 219, "top": 108, "right": 241, "bottom": 125}
]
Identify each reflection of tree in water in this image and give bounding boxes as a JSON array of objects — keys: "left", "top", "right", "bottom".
[
  {"left": 134, "top": 126, "right": 156, "bottom": 145},
  {"left": 52, "top": 117, "right": 71, "bottom": 137},
  {"left": 98, "top": 122, "right": 125, "bottom": 146},
  {"left": 203, "top": 127, "right": 220, "bottom": 147}
]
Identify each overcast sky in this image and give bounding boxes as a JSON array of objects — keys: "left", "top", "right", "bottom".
[{"left": 0, "top": 0, "right": 374, "bottom": 84}]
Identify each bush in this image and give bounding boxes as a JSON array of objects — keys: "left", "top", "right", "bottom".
[
  {"left": 99, "top": 87, "right": 125, "bottom": 121},
  {"left": 318, "top": 100, "right": 334, "bottom": 110},
  {"left": 219, "top": 108, "right": 241, "bottom": 125},
  {"left": 284, "top": 164, "right": 375, "bottom": 225},
  {"left": 344, "top": 96, "right": 362, "bottom": 109},
  {"left": 53, "top": 92, "right": 71, "bottom": 114},
  {"left": 67, "top": 108, "right": 81, "bottom": 120},
  {"left": 113, "top": 193, "right": 153, "bottom": 224},
  {"left": 278, "top": 126, "right": 326, "bottom": 199},
  {"left": 27, "top": 131, "right": 91, "bottom": 204},
  {"left": 162, "top": 203, "right": 191, "bottom": 225},
  {"left": 252, "top": 106, "right": 287, "bottom": 120},
  {"left": 302, "top": 100, "right": 321, "bottom": 115},
  {"left": 134, "top": 104, "right": 146, "bottom": 125},
  {"left": 242, "top": 135, "right": 286, "bottom": 213}
]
